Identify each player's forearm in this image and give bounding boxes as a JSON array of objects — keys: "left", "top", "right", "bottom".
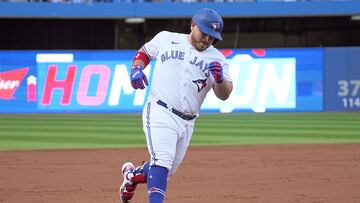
[{"left": 213, "top": 80, "right": 233, "bottom": 100}]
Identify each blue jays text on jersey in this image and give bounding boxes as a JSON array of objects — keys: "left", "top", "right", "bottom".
[{"left": 160, "top": 50, "right": 210, "bottom": 77}]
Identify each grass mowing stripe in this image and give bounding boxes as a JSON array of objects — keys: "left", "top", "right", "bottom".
[
  {"left": 0, "top": 131, "right": 145, "bottom": 141},
  {"left": 0, "top": 120, "right": 140, "bottom": 126},
  {"left": 197, "top": 123, "right": 360, "bottom": 130},
  {"left": 197, "top": 119, "right": 360, "bottom": 125},
  {"left": 0, "top": 125, "right": 141, "bottom": 133},
  {"left": 194, "top": 129, "right": 360, "bottom": 140},
  {"left": 190, "top": 136, "right": 358, "bottom": 145},
  {"left": 0, "top": 141, "right": 145, "bottom": 150},
  {"left": 0, "top": 118, "right": 140, "bottom": 124},
  {"left": 1, "top": 114, "right": 141, "bottom": 121},
  {"left": 194, "top": 130, "right": 360, "bottom": 140},
  {"left": 0, "top": 134, "right": 145, "bottom": 144},
  {"left": 198, "top": 117, "right": 360, "bottom": 124},
  {"left": 197, "top": 113, "right": 360, "bottom": 122}
]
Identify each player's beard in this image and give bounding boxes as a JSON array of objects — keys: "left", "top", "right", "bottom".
[{"left": 188, "top": 34, "right": 211, "bottom": 52}]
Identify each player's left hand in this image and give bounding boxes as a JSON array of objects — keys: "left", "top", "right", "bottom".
[
  {"left": 208, "top": 61, "right": 224, "bottom": 83},
  {"left": 130, "top": 66, "right": 148, "bottom": 90}
]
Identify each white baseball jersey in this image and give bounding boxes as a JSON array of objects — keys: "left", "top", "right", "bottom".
[{"left": 142, "top": 31, "right": 232, "bottom": 115}]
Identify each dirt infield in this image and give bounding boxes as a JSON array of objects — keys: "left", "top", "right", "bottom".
[{"left": 1, "top": 144, "right": 360, "bottom": 203}]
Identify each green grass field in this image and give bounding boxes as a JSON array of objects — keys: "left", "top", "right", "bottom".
[{"left": 0, "top": 112, "right": 359, "bottom": 151}]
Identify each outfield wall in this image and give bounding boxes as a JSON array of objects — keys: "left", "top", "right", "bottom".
[
  {"left": 0, "top": 47, "right": 359, "bottom": 113},
  {"left": 324, "top": 48, "right": 360, "bottom": 111}
]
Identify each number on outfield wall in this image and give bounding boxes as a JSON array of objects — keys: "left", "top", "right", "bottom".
[
  {"left": 342, "top": 98, "right": 360, "bottom": 108},
  {"left": 338, "top": 80, "right": 360, "bottom": 97}
]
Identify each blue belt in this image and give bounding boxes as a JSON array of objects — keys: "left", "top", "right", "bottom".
[{"left": 156, "top": 100, "right": 196, "bottom": 121}]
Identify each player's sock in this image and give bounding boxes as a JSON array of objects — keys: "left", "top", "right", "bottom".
[{"left": 147, "top": 165, "right": 168, "bottom": 203}]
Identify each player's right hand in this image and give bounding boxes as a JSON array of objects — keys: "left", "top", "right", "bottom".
[{"left": 130, "top": 65, "right": 148, "bottom": 90}]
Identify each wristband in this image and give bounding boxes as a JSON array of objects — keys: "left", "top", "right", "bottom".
[{"left": 133, "top": 51, "right": 150, "bottom": 67}]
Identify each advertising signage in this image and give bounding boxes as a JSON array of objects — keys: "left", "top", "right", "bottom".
[{"left": 0, "top": 49, "right": 323, "bottom": 113}]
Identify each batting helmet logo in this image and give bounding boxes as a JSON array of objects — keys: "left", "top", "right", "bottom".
[{"left": 211, "top": 22, "right": 221, "bottom": 31}]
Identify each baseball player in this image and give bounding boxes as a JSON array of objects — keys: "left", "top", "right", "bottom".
[{"left": 119, "top": 8, "right": 233, "bottom": 203}]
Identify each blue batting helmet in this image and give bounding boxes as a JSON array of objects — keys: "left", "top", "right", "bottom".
[{"left": 192, "top": 8, "right": 224, "bottom": 41}]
